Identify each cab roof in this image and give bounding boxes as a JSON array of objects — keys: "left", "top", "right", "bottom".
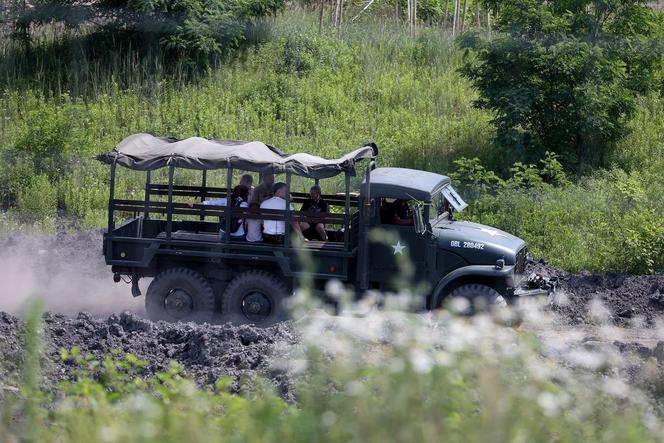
[{"left": 361, "top": 167, "right": 451, "bottom": 202}]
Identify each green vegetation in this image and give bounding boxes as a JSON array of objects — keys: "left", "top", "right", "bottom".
[
  {"left": 2, "top": 303, "right": 663, "bottom": 442},
  {"left": 460, "top": 0, "right": 664, "bottom": 172},
  {"left": 9, "top": 0, "right": 284, "bottom": 56},
  {"left": 452, "top": 153, "right": 664, "bottom": 274},
  {"left": 1, "top": 4, "right": 663, "bottom": 273}
]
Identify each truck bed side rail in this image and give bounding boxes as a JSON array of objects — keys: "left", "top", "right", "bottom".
[
  {"left": 146, "top": 184, "right": 358, "bottom": 207},
  {"left": 112, "top": 199, "right": 347, "bottom": 224}
]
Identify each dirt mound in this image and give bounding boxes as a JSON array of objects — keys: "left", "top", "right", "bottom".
[
  {"left": 526, "top": 259, "right": 664, "bottom": 325},
  {"left": 0, "top": 311, "right": 298, "bottom": 398}
]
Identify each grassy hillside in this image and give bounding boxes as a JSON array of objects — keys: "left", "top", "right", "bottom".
[{"left": 0, "top": 12, "right": 662, "bottom": 272}]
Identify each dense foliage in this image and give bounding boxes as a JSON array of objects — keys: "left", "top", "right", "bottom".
[
  {"left": 460, "top": 0, "right": 664, "bottom": 171},
  {"left": 9, "top": 0, "right": 284, "bottom": 55}
]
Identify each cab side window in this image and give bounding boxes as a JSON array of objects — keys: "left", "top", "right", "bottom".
[{"left": 379, "top": 198, "right": 414, "bottom": 226}]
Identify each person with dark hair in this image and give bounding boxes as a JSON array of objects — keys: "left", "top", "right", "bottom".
[
  {"left": 240, "top": 174, "right": 254, "bottom": 201},
  {"left": 300, "top": 185, "right": 329, "bottom": 241},
  {"left": 387, "top": 199, "right": 413, "bottom": 225},
  {"left": 259, "top": 182, "right": 304, "bottom": 243},
  {"left": 200, "top": 184, "right": 249, "bottom": 238}
]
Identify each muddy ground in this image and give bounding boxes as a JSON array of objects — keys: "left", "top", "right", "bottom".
[
  {"left": 0, "top": 311, "right": 299, "bottom": 398},
  {"left": 527, "top": 259, "right": 664, "bottom": 326},
  {"left": 0, "top": 231, "right": 663, "bottom": 397}
]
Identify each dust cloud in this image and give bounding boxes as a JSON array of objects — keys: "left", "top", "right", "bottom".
[{"left": 0, "top": 230, "right": 144, "bottom": 316}]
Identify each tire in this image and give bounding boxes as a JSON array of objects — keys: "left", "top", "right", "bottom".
[
  {"left": 145, "top": 267, "right": 215, "bottom": 323},
  {"left": 222, "top": 270, "right": 290, "bottom": 327},
  {"left": 448, "top": 283, "right": 506, "bottom": 315}
]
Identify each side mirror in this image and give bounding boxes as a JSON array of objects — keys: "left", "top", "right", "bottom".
[{"left": 414, "top": 204, "right": 426, "bottom": 234}]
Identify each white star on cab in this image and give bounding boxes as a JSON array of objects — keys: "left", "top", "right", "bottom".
[
  {"left": 392, "top": 240, "right": 406, "bottom": 255},
  {"left": 478, "top": 227, "right": 508, "bottom": 237}
]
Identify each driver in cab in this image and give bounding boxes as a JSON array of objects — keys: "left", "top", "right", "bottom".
[{"left": 385, "top": 198, "right": 413, "bottom": 226}]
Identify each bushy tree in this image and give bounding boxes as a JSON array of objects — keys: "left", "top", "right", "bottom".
[
  {"left": 11, "top": 0, "right": 285, "bottom": 55},
  {"left": 459, "top": 0, "right": 664, "bottom": 172}
]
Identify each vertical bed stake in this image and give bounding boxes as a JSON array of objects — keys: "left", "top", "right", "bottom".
[
  {"left": 359, "top": 161, "right": 373, "bottom": 292},
  {"left": 200, "top": 170, "right": 207, "bottom": 221},
  {"left": 224, "top": 167, "right": 233, "bottom": 243},
  {"left": 285, "top": 173, "right": 292, "bottom": 248},
  {"left": 107, "top": 160, "right": 117, "bottom": 234},
  {"left": 166, "top": 164, "right": 175, "bottom": 241},
  {"left": 343, "top": 172, "right": 350, "bottom": 249},
  {"left": 143, "top": 170, "right": 151, "bottom": 219}
]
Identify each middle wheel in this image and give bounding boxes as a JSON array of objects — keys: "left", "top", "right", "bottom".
[{"left": 222, "top": 270, "right": 290, "bottom": 326}]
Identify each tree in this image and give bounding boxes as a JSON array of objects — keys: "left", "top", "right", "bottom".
[
  {"left": 11, "top": 0, "right": 285, "bottom": 55},
  {"left": 459, "top": 0, "right": 664, "bottom": 172}
]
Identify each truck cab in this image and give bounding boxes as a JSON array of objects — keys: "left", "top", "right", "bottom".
[{"left": 359, "top": 167, "right": 533, "bottom": 310}]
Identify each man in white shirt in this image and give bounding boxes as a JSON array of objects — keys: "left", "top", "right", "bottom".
[{"left": 259, "top": 182, "right": 304, "bottom": 244}]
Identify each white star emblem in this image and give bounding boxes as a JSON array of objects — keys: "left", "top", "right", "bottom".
[
  {"left": 392, "top": 240, "right": 406, "bottom": 255},
  {"left": 478, "top": 227, "right": 508, "bottom": 237}
]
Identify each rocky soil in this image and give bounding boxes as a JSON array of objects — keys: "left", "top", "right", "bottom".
[{"left": 0, "top": 311, "right": 298, "bottom": 398}]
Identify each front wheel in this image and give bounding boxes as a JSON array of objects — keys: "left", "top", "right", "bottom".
[
  {"left": 145, "top": 268, "right": 215, "bottom": 323},
  {"left": 222, "top": 270, "right": 290, "bottom": 327},
  {"left": 448, "top": 283, "right": 506, "bottom": 315}
]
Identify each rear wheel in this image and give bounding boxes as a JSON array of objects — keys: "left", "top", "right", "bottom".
[
  {"left": 222, "top": 270, "right": 290, "bottom": 327},
  {"left": 448, "top": 283, "right": 506, "bottom": 315},
  {"left": 145, "top": 268, "right": 215, "bottom": 322}
]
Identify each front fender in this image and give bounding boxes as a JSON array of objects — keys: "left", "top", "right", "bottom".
[{"left": 429, "top": 265, "right": 515, "bottom": 308}]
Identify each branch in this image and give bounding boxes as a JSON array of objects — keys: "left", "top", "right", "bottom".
[{"left": 351, "top": 0, "right": 378, "bottom": 22}]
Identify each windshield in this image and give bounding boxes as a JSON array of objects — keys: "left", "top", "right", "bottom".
[
  {"left": 430, "top": 192, "right": 447, "bottom": 220},
  {"left": 431, "top": 185, "right": 468, "bottom": 224}
]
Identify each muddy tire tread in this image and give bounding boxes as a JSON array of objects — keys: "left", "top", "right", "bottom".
[{"left": 145, "top": 267, "right": 215, "bottom": 323}]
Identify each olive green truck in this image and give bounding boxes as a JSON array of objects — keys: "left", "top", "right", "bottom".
[{"left": 100, "top": 134, "right": 555, "bottom": 325}]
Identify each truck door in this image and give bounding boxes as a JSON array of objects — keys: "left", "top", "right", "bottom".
[{"left": 368, "top": 198, "right": 434, "bottom": 292}]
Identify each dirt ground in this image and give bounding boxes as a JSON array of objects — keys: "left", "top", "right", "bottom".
[
  {"left": 0, "top": 231, "right": 663, "bottom": 397},
  {"left": 526, "top": 259, "right": 664, "bottom": 326},
  {"left": 0, "top": 310, "right": 298, "bottom": 398}
]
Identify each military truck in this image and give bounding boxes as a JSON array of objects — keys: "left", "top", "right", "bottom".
[{"left": 99, "top": 133, "right": 554, "bottom": 325}]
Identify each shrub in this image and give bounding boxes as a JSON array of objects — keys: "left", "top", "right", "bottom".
[
  {"left": 16, "top": 174, "right": 58, "bottom": 221},
  {"left": 459, "top": 0, "right": 664, "bottom": 171}
]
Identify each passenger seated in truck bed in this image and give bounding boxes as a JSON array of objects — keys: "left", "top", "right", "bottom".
[
  {"left": 260, "top": 182, "right": 305, "bottom": 244},
  {"left": 300, "top": 185, "right": 329, "bottom": 241},
  {"left": 201, "top": 185, "right": 249, "bottom": 239},
  {"left": 246, "top": 201, "right": 263, "bottom": 242}
]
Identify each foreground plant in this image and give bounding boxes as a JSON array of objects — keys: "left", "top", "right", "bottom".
[{"left": 1, "top": 299, "right": 663, "bottom": 442}]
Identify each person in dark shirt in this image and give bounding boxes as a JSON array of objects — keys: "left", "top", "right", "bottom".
[
  {"left": 388, "top": 199, "right": 413, "bottom": 225},
  {"left": 300, "top": 185, "right": 329, "bottom": 241}
]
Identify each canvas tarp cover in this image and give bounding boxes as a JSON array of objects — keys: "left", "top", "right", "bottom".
[{"left": 97, "top": 133, "right": 375, "bottom": 178}]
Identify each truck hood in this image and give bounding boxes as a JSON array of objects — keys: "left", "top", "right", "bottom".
[{"left": 432, "top": 220, "right": 526, "bottom": 265}]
